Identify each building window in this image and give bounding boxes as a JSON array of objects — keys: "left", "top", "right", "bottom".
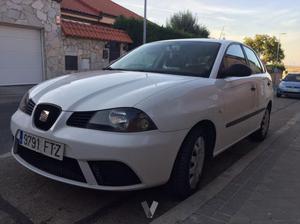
[{"left": 65, "top": 55, "right": 78, "bottom": 70}]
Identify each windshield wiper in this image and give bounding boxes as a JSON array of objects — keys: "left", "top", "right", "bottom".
[
  {"left": 103, "top": 67, "right": 127, "bottom": 71},
  {"left": 103, "top": 68, "right": 203, "bottom": 77},
  {"left": 103, "top": 67, "right": 114, "bottom": 70},
  {"left": 103, "top": 67, "right": 149, "bottom": 72}
]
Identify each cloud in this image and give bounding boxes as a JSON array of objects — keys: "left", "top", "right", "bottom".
[
  {"left": 113, "top": 0, "right": 257, "bottom": 16},
  {"left": 214, "top": 16, "right": 235, "bottom": 22},
  {"left": 187, "top": 2, "right": 256, "bottom": 15},
  {"left": 282, "top": 18, "right": 299, "bottom": 27}
]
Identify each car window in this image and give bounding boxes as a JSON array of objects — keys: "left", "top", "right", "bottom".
[
  {"left": 244, "top": 47, "right": 263, "bottom": 74},
  {"left": 219, "top": 44, "right": 248, "bottom": 77},
  {"left": 283, "top": 74, "right": 300, "bottom": 82},
  {"left": 226, "top": 44, "right": 245, "bottom": 58},
  {"left": 109, "top": 41, "right": 221, "bottom": 78}
]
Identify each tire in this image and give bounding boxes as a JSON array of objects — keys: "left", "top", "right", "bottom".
[
  {"left": 276, "top": 93, "right": 281, "bottom": 97},
  {"left": 250, "top": 107, "right": 271, "bottom": 142},
  {"left": 169, "top": 127, "right": 207, "bottom": 199}
]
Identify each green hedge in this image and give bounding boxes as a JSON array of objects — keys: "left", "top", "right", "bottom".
[
  {"left": 113, "top": 16, "right": 200, "bottom": 49},
  {"left": 266, "top": 64, "right": 286, "bottom": 73}
]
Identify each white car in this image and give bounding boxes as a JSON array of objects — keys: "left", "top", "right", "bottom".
[{"left": 11, "top": 39, "right": 273, "bottom": 198}]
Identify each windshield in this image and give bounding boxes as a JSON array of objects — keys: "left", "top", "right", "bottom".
[
  {"left": 283, "top": 74, "right": 300, "bottom": 82},
  {"left": 109, "top": 41, "right": 221, "bottom": 78}
]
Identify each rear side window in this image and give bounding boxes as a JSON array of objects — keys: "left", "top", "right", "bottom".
[
  {"left": 226, "top": 44, "right": 245, "bottom": 58},
  {"left": 244, "top": 47, "right": 263, "bottom": 74},
  {"left": 219, "top": 44, "right": 248, "bottom": 76}
]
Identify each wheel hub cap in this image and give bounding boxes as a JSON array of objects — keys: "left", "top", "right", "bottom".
[
  {"left": 262, "top": 110, "right": 270, "bottom": 136},
  {"left": 189, "top": 136, "right": 205, "bottom": 189}
]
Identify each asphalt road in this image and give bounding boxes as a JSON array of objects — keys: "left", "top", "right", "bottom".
[
  {"left": 0, "top": 85, "right": 32, "bottom": 155},
  {"left": 0, "top": 86, "right": 299, "bottom": 224}
]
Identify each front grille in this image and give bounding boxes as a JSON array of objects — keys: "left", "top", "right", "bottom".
[
  {"left": 24, "top": 99, "right": 36, "bottom": 116},
  {"left": 34, "top": 104, "right": 61, "bottom": 131},
  {"left": 88, "top": 161, "right": 141, "bottom": 186},
  {"left": 67, "top": 111, "right": 95, "bottom": 128},
  {"left": 283, "top": 91, "right": 300, "bottom": 95},
  {"left": 287, "top": 86, "right": 300, "bottom": 89},
  {"left": 17, "top": 145, "right": 86, "bottom": 183}
]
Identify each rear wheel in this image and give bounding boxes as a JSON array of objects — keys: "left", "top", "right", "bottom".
[
  {"left": 169, "top": 128, "right": 207, "bottom": 198},
  {"left": 250, "top": 107, "right": 271, "bottom": 142},
  {"left": 276, "top": 92, "right": 282, "bottom": 97}
]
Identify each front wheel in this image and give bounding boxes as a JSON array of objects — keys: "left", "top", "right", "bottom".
[
  {"left": 169, "top": 128, "right": 207, "bottom": 199},
  {"left": 250, "top": 108, "right": 271, "bottom": 142}
]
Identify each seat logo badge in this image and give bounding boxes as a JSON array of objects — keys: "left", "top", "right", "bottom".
[
  {"left": 39, "top": 110, "right": 50, "bottom": 122},
  {"left": 141, "top": 201, "right": 159, "bottom": 219}
]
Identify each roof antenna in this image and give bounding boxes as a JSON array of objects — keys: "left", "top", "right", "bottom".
[{"left": 219, "top": 26, "right": 225, "bottom": 40}]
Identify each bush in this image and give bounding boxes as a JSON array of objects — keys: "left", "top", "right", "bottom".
[
  {"left": 114, "top": 16, "right": 201, "bottom": 50},
  {"left": 266, "top": 64, "right": 286, "bottom": 73}
]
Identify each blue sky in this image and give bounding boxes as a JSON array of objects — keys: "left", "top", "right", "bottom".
[{"left": 113, "top": 0, "right": 300, "bottom": 66}]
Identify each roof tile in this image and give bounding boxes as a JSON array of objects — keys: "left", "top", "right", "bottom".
[
  {"left": 61, "top": 20, "right": 133, "bottom": 44},
  {"left": 61, "top": 0, "right": 141, "bottom": 19}
]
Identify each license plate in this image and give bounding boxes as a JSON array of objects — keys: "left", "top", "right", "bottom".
[{"left": 18, "top": 130, "right": 65, "bottom": 161}]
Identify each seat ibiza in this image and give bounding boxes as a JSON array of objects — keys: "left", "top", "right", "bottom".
[{"left": 11, "top": 39, "right": 273, "bottom": 197}]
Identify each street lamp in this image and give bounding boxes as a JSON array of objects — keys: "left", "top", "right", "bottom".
[
  {"left": 143, "top": 0, "right": 147, "bottom": 44},
  {"left": 276, "top": 33, "right": 286, "bottom": 63}
]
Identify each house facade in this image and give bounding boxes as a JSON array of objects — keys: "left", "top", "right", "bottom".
[{"left": 0, "top": 0, "right": 139, "bottom": 86}]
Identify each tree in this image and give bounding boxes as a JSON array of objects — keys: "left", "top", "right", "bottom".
[
  {"left": 114, "top": 16, "right": 197, "bottom": 50},
  {"left": 166, "top": 11, "right": 209, "bottom": 38},
  {"left": 244, "top": 34, "right": 285, "bottom": 64}
]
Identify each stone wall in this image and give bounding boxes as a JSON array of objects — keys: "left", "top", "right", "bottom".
[
  {"left": 0, "top": 0, "right": 129, "bottom": 80},
  {"left": 62, "top": 36, "right": 110, "bottom": 73},
  {"left": 0, "top": 0, "right": 64, "bottom": 79}
]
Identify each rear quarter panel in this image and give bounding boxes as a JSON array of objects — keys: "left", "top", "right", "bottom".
[{"left": 256, "top": 73, "right": 273, "bottom": 109}]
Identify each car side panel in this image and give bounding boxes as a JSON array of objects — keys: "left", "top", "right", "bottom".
[
  {"left": 213, "top": 76, "right": 258, "bottom": 153},
  {"left": 251, "top": 73, "right": 273, "bottom": 120},
  {"left": 135, "top": 79, "right": 223, "bottom": 132},
  {"left": 135, "top": 79, "right": 229, "bottom": 158}
]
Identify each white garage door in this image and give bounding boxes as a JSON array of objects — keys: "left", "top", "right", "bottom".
[{"left": 0, "top": 25, "right": 43, "bottom": 86}]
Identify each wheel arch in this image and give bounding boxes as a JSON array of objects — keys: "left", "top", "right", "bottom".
[
  {"left": 171, "top": 119, "right": 217, "bottom": 175},
  {"left": 267, "top": 100, "right": 272, "bottom": 111},
  {"left": 267, "top": 100, "right": 273, "bottom": 109},
  {"left": 191, "top": 120, "right": 217, "bottom": 159}
]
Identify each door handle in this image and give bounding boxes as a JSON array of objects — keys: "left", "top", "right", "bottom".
[{"left": 251, "top": 87, "right": 256, "bottom": 91}]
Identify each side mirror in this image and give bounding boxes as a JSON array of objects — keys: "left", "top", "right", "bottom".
[{"left": 223, "top": 64, "right": 252, "bottom": 78}]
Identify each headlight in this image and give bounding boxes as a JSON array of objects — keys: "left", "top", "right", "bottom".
[
  {"left": 19, "top": 92, "right": 29, "bottom": 113},
  {"left": 87, "top": 108, "right": 157, "bottom": 132},
  {"left": 279, "top": 82, "right": 286, "bottom": 88}
]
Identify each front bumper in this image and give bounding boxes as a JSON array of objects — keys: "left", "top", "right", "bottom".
[
  {"left": 11, "top": 109, "right": 188, "bottom": 191},
  {"left": 277, "top": 87, "right": 300, "bottom": 96}
]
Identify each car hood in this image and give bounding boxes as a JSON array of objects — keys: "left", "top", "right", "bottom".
[{"left": 29, "top": 71, "right": 199, "bottom": 111}]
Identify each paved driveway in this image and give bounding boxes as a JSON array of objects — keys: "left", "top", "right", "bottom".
[{"left": 0, "top": 88, "right": 299, "bottom": 224}]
